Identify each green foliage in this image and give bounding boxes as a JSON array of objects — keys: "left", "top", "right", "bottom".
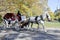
[
  {"left": 0, "top": 15, "right": 3, "bottom": 23},
  {"left": 55, "top": 12, "right": 60, "bottom": 22},
  {"left": 45, "top": 22, "right": 60, "bottom": 28},
  {"left": 48, "top": 11, "right": 55, "bottom": 21},
  {"left": 0, "top": 0, "right": 48, "bottom": 17}
]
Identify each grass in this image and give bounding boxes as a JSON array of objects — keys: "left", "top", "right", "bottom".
[
  {"left": 0, "top": 22, "right": 3, "bottom": 26},
  {"left": 45, "top": 21, "right": 60, "bottom": 28},
  {"left": 0, "top": 21, "right": 60, "bottom": 28},
  {"left": 30, "top": 21, "right": 60, "bottom": 28}
]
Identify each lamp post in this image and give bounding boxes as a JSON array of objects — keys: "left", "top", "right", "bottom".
[{"left": 57, "top": 0, "right": 60, "bottom": 9}]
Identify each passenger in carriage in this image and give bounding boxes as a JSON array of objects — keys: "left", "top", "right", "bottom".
[
  {"left": 17, "top": 11, "right": 26, "bottom": 22},
  {"left": 17, "top": 11, "right": 21, "bottom": 16},
  {"left": 17, "top": 11, "right": 29, "bottom": 28},
  {"left": 17, "top": 11, "right": 22, "bottom": 21}
]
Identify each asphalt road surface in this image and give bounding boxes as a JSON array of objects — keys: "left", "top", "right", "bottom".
[{"left": 0, "top": 26, "right": 60, "bottom": 40}]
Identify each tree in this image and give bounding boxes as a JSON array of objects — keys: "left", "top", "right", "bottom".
[
  {"left": 55, "top": 12, "right": 60, "bottom": 22},
  {"left": 0, "top": 0, "right": 48, "bottom": 17},
  {"left": 47, "top": 7, "right": 55, "bottom": 21},
  {"left": 0, "top": 15, "right": 3, "bottom": 23}
]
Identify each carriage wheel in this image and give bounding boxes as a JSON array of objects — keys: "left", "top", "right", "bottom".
[{"left": 14, "top": 26, "right": 20, "bottom": 31}]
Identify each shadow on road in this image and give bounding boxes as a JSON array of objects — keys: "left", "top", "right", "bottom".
[{"left": 0, "top": 27, "right": 60, "bottom": 40}]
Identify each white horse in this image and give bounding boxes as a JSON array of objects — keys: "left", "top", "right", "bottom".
[{"left": 28, "top": 11, "right": 51, "bottom": 32}]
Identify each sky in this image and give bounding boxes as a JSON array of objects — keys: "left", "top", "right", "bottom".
[{"left": 48, "top": 0, "right": 60, "bottom": 12}]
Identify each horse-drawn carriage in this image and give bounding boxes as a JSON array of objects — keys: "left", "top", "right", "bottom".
[
  {"left": 3, "top": 11, "right": 29, "bottom": 30},
  {"left": 3, "top": 11, "right": 51, "bottom": 32}
]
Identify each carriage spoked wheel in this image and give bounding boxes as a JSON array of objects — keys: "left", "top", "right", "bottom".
[
  {"left": 14, "top": 26, "right": 20, "bottom": 31},
  {"left": 14, "top": 23, "right": 21, "bottom": 31},
  {"left": 15, "top": 23, "right": 26, "bottom": 31},
  {"left": 2, "top": 23, "right": 7, "bottom": 30}
]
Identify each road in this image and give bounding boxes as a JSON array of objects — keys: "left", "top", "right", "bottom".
[{"left": 0, "top": 27, "right": 60, "bottom": 40}]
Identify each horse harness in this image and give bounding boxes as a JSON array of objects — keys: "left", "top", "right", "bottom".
[
  {"left": 40, "top": 15, "right": 44, "bottom": 21},
  {"left": 35, "top": 16, "right": 39, "bottom": 23},
  {"left": 35, "top": 15, "right": 44, "bottom": 23}
]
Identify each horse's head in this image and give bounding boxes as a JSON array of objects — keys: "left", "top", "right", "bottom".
[
  {"left": 46, "top": 13, "right": 51, "bottom": 21},
  {"left": 42, "top": 11, "right": 51, "bottom": 21}
]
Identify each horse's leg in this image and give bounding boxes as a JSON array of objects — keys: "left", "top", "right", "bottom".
[
  {"left": 28, "top": 23, "right": 29, "bottom": 28},
  {"left": 31, "top": 22, "right": 33, "bottom": 28},
  {"left": 3, "top": 20, "right": 7, "bottom": 29},
  {"left": 27, "top": 21, "right": 29, "bottom": 27},
  {"left": 5, "top": 20, "right": 9, "bottom": 28},
  {"left": 37, "top": 23, "right": 40, "bottom": 29},
  {"left": 15, "top": 22, "right": 20, "bottom": 31},
  {"left": 41, "top": 20, "right": 46, "bottom": 32},
  {"left": 27, "top": 22, "right": 30, "bottom": 29},
  {"left": 26, "top": 22, "right": 30, "bottom": 30}
]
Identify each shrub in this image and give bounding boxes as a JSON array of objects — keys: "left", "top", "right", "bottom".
[
  {"left": 0, "top": 15, "right": 3, "bottom": 23},
  {"left": 58, "top": 18, "right": 60, "bottom": 22}
]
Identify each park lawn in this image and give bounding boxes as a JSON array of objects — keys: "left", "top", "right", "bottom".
[
  {"left": 0, "top": 22, "right": 3, "bottom": 26},
  {"left": 45, "top": 22, "right": 60, "bottom": 28},
  {"left": 0, "top": 21, "right": 60, "bottom": 28},
  {"left": 32, "top": 21, "right": 60, "bottom": 28}
]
